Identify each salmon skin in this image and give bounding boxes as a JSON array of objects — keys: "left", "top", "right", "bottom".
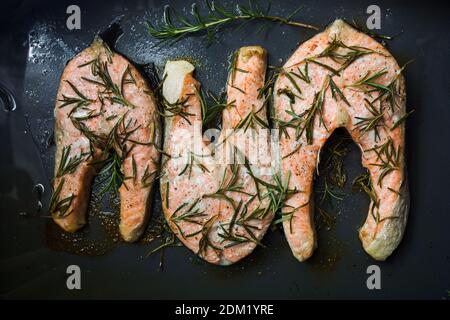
[
  {"left": 51, "top": 37, "right": 161, "bottom": 242},
  {"left": 273, "top": 20, "right": 409, "bottom": 261},
  {"left": 160, "top": 47, "right": 276, "bottom": 265}
]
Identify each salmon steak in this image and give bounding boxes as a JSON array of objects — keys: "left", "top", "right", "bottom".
[
  {"left": 273, "top": 19, "right": 409, "bottom": 261},
  {"left": 160, "top": 47, "right": 277, "bottom": 265},
  {"left": 51, "top": 37, "right": 161, "bottom": 242}
]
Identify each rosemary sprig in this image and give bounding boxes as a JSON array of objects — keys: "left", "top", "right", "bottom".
[
  {"left": 277, "top": 88, "right": 301, "bottom": 104},
  {"left": 229, "top": 49, "right": 249, "bottom": 87},
  {"left": 244, "top": 158, "right": 292, "bottom": 219},
  {"left": 71, "top": 111, "right": 150, "bottom": 193},
  {"left": 352, "top": 173, "right": 378, "bottom": 204},
  {"left": 235, "top": 108, "right": 269, "bottom": 132},
  {"left": 204, "top": 157, "right": 271, "bottom": 249},
  {"left": 391, "top": 109, "right": 415, "bottom": 130},
  {"left": 218, "top": 226, "right": 251, "bottom": 248},
  {"left": 242, "top": 156, "right": 302, "bottom": 232},
  {"left": 96, "top": 151, "right": 124, "bottom": 195},
  {"left": 71, "top": 118, "right": 103, "bottom": 150},
  {"left": 198, "top": 88, "right": 234, "bottom": 126},
  {"left": 388, "top": 187, "right": 401, "bottom": 195},
  {"left": 305, "top": 58, "right": 340, "bottom": 76},
  {"left": 370, "top": 61, "right": 412, "bottom": 112},
  {"left": 347, "top": 68, "right": 388, "bottom": 90},
  {"left": 218, "top": 199, "right": 266, "bottom": 249},
  {"left": 275, "top": 74, "right": 329, "bottom": 143},
  {"left": 218, "top": 200, "right": 248, "bottom": 246},
  {"left": 81, "top": 114, "right": 144, "bottom": 195},
  {"left": 318, "top": 37, "right": 375, "bottom": 71},
  {"left": 319, "top": 180, "right": 344, "bottom": 204},
  {"left": 129, "top": 155, "right": 137, "bottom": 182},
  {"left": 267, "top": 171, "right": 298, "bottom": 216},
  {"left": 82, "top": 57, "right": 134, "bottom": 107},
  {"left": 352, "top": 173, "right": 398, "bottom": 224},
  {"left": 203, "top": 162, "right": 250, "bottom": 209},
  {"left": 186, "top": 214, "right": 221, "bottom": 257},
  {"left": 274, "top": 108, "right": 302, "bottom": 140},
  {"left": 49, "top": 178, "right": 75, "bottom": 218},
  {"left": 106, "top": 114, "right": 118, "bottom": 121},
  {"left": 58, "top": 80, "right": 93, "bottom": 109},
  {"left": 160, "top": 96, "right": 194, "bottom": 124},
  {"left": 290, "top": 62, "right": 310, "bottom": 84},
  {"left": 171, "top": 198, "right": 207, "bottom": 238},
  {"left": 141, "top": 163, "right": 160, "bottom": 188},
  {"left": 350, "top": 18, "right": 399, "bottom": 42},
  {"left": 241, "top": 159, "right": 271, "bottom": 215},
  {"left": 165, "top": 181, "right": 170, "bottom": 209},
  {"left": 178, "top": 151, "right": 210, "bottom": 178},
  {"left": 255, "top": 171, "right": 301, "bottom": 232},
  {"left": 282, "top": 142, "right": 302, "bottom": 159},
  {"left": 56, "top": 145, "right": 88, "bottom": 177},
  {"left": 121, "top": 65, "right": 136, "bottom": 95},
  {"left": 305, "top": 37, "right": 375, "bottom": 76},
  {"left": 147, "top": 1, "right": 318, "bottom": 45},
  {"left": 238, "top": 203, "right": 267, "bottom": 224},
  {"left": 329, "top": 77, "right": 350, "bottom": 106},
  {"left": 273, "top": 200, "right": 308, "bottom": 233},
  {"left": 198, "top": 86, "right": 212, "bottom": 125},
  {"left": 104, "top": 115, "right": 138, "bottom": 154},
  {"left": 354, "top": 99, "right": 385, "bottom": 140},
  {"left": 365, "top": 137, "right": 400, "bottom": 187},
  {"left": 171, "top": 199, "right": 206, "bottom": 224},
  {"left": 282, "top": 69, "right": 303, "bottom": 97},
  {"left": 258, "top": 66, "right": 279, "bottom": 99},
  {"left": 352, "top": 173, "right": 381, "bottom": 223},
  {"left": 144, "top": 217, "right": 181, "bottom": 270},
  {"left": 296, "top": 75, "right": 330, "bottom": 144},
  {"left": 235, "top": 209, "right": 264, "bottom": 247}
]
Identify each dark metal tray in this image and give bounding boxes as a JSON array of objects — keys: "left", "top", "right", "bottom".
[{"left": 1, "top": 0, "right": 449, "bottom": 299}]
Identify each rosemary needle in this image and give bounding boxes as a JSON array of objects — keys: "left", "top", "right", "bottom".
[
  {"left": 391, "top": 109, "right": 415, "bottom": 130},
  {"left": 56, "top": 145, "right": 88, "bottom": 177}
]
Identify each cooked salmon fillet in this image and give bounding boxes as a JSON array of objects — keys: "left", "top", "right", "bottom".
[
  {"left": 160, "top": 47, "right": 275, "bottom": 265},
  {"left": 273, "top": 19, "right": 409, "bottom": 261},
  {"left": 51, "top": 37, "right": 161, "bottom": 242}
]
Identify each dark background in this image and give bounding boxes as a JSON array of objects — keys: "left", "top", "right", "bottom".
[{"left": 0, "top": 0, "right": 449, "bottom": 299}]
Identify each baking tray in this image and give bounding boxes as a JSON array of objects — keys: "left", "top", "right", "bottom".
[{"left": 1, "top": 0, "right": 449, "bottom": 299}]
